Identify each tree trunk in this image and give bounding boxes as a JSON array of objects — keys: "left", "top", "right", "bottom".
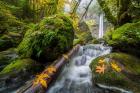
[
  {"left": 80, "top": 0, "right": 93, "bottom": 22},
  {"left": 97, "top": 0, "right": 117, "bottom": 26}
]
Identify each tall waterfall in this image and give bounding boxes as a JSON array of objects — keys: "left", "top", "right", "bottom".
[{"left": 99, "top": 13, "right": 104, "bottom": 38}]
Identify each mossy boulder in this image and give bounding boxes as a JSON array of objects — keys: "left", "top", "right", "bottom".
[
  {"left": 0, "top": 58, "right": 44, "bottom": 92},
  {"left": 104, "top": 21, "right": 140, "bottom": 56},
  {"left": 18, "top": 14, "right": 74, "bottom": 62},
  {"left": 73, "top": 32, "right": 93, "bottom": 45},
  {"left": 0, "top": 48, "right": 18, "bottom": 71},
  {"left": 92, "top": 38, "right": 105, "bottom": 44},
  {"left": 90, "top": 53, "right": 140, "bottom": 93}
]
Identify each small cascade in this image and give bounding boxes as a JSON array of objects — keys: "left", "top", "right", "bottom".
[
  {"left": 46, "top": 44, "right": 132, "bottom": 93},
  {"left": 99, "top": 13, "right": 104, "bottom": 38},
  {"left": 46, "top": 44, "right": 131, "bottom": 93}
]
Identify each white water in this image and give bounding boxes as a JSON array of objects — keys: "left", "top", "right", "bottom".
[
  {"left": 99, "top": 14, "right": 104, "bottom": 38},
  {"left": 47, "top": 44, "right": 112, "bottom": 93},
  {"left": 47, "top": 44, "right": 133, "bottom": 93}
]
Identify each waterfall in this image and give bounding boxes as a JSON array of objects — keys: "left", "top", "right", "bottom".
[{"left": 99, "top": 13, "right": 104, "bottom": 38}]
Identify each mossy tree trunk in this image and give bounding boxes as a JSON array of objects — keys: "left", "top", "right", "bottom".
[
  {"left": 117, "top": 0, "right": 132, "bottom": 26},
  {"left": 97, "top": 0, "right": 133, "bottom": 27},
  {"left": 97, "top": 0, "right": 117, "bottom": 26}
]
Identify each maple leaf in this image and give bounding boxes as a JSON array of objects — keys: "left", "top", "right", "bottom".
[
  {"left": 33, "top": 66, "right": 57, "bottom": 88},
  {"left": 96, "top": 64, "right": 105, "bottom": 74},
  {"left": 40, "top": 79, "right": 47, "bottom": 88},
  {"left": 98, "top": 59, "right": 105, "bottom": 64},
  {"left": 111, "top": 62, "right": 121, "bottom": 72},
  {"left": 33, "top": 74, "right": 48, "bottom": 88},
  {"left": 46, "top": 66, "right": 56, "bottom": 74}
]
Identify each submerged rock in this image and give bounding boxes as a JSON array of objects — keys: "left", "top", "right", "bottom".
[
  {"left": 18, "top": 14, "right": 74, "bottom": 62},
  {"left": 90, "top": 53, "right": 140, "bottom": 93}
]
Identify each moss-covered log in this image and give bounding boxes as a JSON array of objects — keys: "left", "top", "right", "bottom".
[{"left": 17, "top": 44, "right": 80, "bottom": 93}]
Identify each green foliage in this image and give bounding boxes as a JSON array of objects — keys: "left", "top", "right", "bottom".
[
  {"left": 0, "top": 1, "right": 24, "bottom": 33},
  {"left": 73, "top": 32, "right": 93, "bottom": 45},
  {"left": 0, "top": 1, "right": 27, "bottom": 51},
  {"left": 0, "top": 58, "right": 43, "bottom": 76},
  {"left": 97, "top": 0, "right": 117, "bottom": 26},
  {"left": 18, "top": 14, "right": 74, "bottom": 62},
  {"left": 104, "top": 21, "right": 140, "bottom": 56},
  {"left": 0, "top": 48, "right": 18, "bottom": 71},
  {"left": 97, "top": 0, "right": 140, "bottom": 26}
]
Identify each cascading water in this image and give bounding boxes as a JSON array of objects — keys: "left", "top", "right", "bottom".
[
  {"left": 46, "top": 44, "right": 133, "bottom": 93},
  {"left": 46, "top": 44, "right": 131, "bottom": 93},
  {"left": 99, "top": 13, "right": 104, "bottom": 38}
]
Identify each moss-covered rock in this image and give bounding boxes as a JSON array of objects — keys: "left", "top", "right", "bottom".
[
  {"left": 0, "top": 48, "right": 18, "bottom": 71},
  {"left": 0, "top": 58, "right": 44, "bottom": 92},
  {"left": 0, "top": 58, "right": 44, "bottom": 77},
  {"left": 0, "top": 1, "right": 27, "bottom": 51},
  {"left": 73, "top": 32, "right": 93, "bottom": 45},
  {"left": 104, "top": 21, "right": 140, "bottom": 56},
  {"left": 92, "top": 38, "right": 105, "bottom": 44},
  {"left": 90, "top": 53, "right": 140, "bottom": 93},
  {"left": 18, "top": 14, "right": 74, "bottom": 62}
]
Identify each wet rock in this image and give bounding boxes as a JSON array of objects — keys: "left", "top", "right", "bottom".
[
  {"left": 81, "top": 55, "right": 86, "bottom": 65},
  {"left": 0, "top": 58, "right": 44, "bottom": 92},
  {"left": 104, "top": 21, "right": 140, "bottom": 57},
  {"left": 90, "top": 53, "right": 140, "bottom": 93},
  {"left": 0, "top": 49, "right": 18, "bottom": 71}
]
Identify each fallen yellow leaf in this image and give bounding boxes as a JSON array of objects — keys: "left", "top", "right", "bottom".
[
  {"left": 111, "top": 62, "right": 121, "bottom": 72},
  {"left": 40, "top": 79, "right": 47, "bottom": 88},
  {"left": 33, "top": 66, "right": 57, "bottom": 88},
  {"left": 96, "top": 64, "right": 105, "bottom": 74},
  {"left": 46, "top": 66, "right": 56, "bottom": 74},
  {"left": 98, "top": 59, "right": 105, "bottom": 64}
]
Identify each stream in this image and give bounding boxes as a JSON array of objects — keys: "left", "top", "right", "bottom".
[{"left": 46, "top": 44, "right": 132, "bottom": 93}]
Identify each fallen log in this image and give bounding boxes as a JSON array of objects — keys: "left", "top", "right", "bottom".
[{"left": 17, "top": 44, "right": 80, "bottom": 93}]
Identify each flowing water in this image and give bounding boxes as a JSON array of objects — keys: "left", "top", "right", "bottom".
[
  {"left": 1, "top": 44, "right": 132, "bottom": 93},
  {"left": 46, "top": 44, "right": 133, "bottom": 93},
  {"left": 45, "top": 44, "right": 123, "bottom": 93},
  {"left": 99, "top": 14, "right": 104, "bottom": 38}
]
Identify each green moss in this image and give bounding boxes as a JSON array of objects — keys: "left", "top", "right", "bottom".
[
  {"left": 0, "top": 1, "right": 27, "bottom": 51},
  {"left": 0, "top": 48, "right": 18, "bottom": 71},
  {"left": 74, "top": 31, "right": 93, "bottom": 45},
  {"left": 18, "top": 14, "right": 74, "bottom": 62},
  {"left": 90, "top": 53, "right": 140, "bottom": 93},
  {"left": 104, "top": 21, "right": 140, "bottom": 56},
  {"left": 0, "top": 58, "right": 44, "bottom": 77}
]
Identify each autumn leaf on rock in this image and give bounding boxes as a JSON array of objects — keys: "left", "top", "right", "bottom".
[
  {"left": 111, "top": 62, "right": 121, "bottom": 72},
  {"left": 96, "top": 64, "right": 105, "bottom": 74},
  {"left": 98, "top": 59, "right": 105, "bottom": 64}
]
